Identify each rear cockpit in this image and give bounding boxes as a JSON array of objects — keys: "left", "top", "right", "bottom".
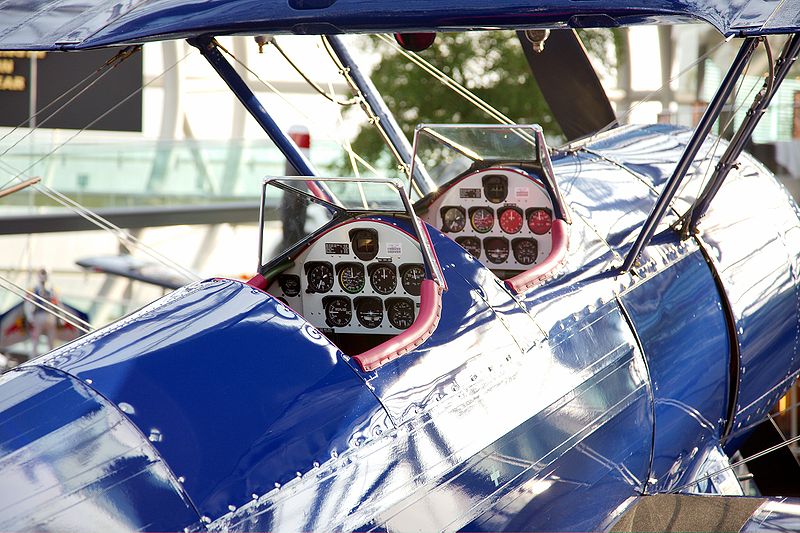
[{"left": 411, "top": 124, "right": 570, "bottom": 292}]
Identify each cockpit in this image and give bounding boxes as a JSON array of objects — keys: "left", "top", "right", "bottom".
[
  {"left": 411, "top": 124, "right": 570, "bottom": 292},
  {"left": 250, "top": 124, "right": 568, "bottom": 371}
]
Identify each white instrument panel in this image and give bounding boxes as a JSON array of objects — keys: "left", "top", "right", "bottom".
[
  {"left": 267, "top": 219, "right": 425, "bottom": 335},
  {"left": 421, "top": 167, "right": 555, "bottom": 272}
]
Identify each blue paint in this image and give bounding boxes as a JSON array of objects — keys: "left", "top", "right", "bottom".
[
  {"left": 37, "top": 279, "right": 387, "bottom": 522},
  {"left": 622, "top": 252, "right": 730, "bottom": 492},
  {"left": 0, "top": 366, "right": 201, "bottom": 531},
  {"left": 0, "top": 0, "right": 798, "bottom": 51}
]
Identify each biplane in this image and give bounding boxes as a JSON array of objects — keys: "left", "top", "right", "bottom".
[{"left": 1, "top": 1, "right": 800, "bottom": 531}]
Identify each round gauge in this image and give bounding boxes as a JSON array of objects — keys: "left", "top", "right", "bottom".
[
  {"left": 499, "top": 207, "right": 524, "bottom": 234},
  {"left": 456, "top": 236, "right": 482, "bottom": 259},
  {"left": 337, "top": 263, "right": 365, "bottom": 294},
  {"left": 278, "top": 274, "right": 301, "bottom": 297},
  {"left": 324, "top": 296, "right": 352, "bottom": 328},
  {"left": 387, "top": 298, "right": 415, "bottom": 329},
  {"left": 470, "top": 207, "right": 495, "bottom": 233},
  {"left": 484, "top": 237, "right": 510, "bottom": 264},
  {"left": 369, "top": 264, "right": 397, "bottom": 295},
  {"left": 355, "top": 297, "right": 383, "bottom": 328},
  {"left": 482, "top": 173, "right": 508, "bottom": 203},
  {"left": 400, "top": 264, "right": 425, "bottom": 296},
  {"left": 441, "top": 206, "right": 466, "bottom": 233},
  {"left": 306, "top": 262, "right": 334, "bottom": 293},
  {"left": 512, "top": 238, "right": 538, "bottom": 265},
  {"left": 528, "top": 208, "right": 553, "bottom": 235}
]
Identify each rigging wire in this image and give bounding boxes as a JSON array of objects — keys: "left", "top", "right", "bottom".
[
  {"left": 0, "top": 47, "right": 141, "bottom": 176},
  {"left": 270, "top": 38, "right": 359, "bottom": 106},
  {"left": 216, "top": 43, "right": 386, "bottom": 178},
  {"left": 375, "top": 33, "right": 517, "bottom": 126},
  {"left": 0, "top": 50, "right": 201, "bottom": 283},
  {"left": 0, "top": 273, "right": 92, "bottom": 333},
  {"left": 0, "top": 47, "right": 139, "bottom": 152}
]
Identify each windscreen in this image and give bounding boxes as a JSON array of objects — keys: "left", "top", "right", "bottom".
[
  {"left": 259, "top": 178, "right": 410, "bottom": 272},
  {"left": 411, "top": 125, "right": 542, "bottom": 192}
]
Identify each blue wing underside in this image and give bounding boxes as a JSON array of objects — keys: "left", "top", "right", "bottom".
[{"left": 0, "top": 0, "right": 798, "bottom": 52}]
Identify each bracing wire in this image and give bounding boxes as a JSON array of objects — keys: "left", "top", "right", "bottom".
[
  {"left": 0, "top": 274, "right": 92, "bottom": 333},
  {"left": 0, "top": 50, "right": 201, "bottom": 283},
  {"left": 0, "top": 47, "right": 139, "bottom": 153},
  {"left": 270, "top": 38, "right": 359, "bottom": 106},
  {"left": 216, "top": 42, "right": 386, "bottom": 178}
]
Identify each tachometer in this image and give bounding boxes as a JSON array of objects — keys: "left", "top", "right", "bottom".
[
  {"left": 400, "top": 264, "right": 425, "bottom": 296},
  {"left": 498, "top": 206, "right": 523, "bottom": 234},
  {"left": 355, "top": 297, "right": 383, "bottom": 329},
  {"left": 336, "top": 262, "right": 365, "bottom": 294},
  {"left": 441, "top": 206, "right": 466, "bottom": 233},
  {"left": 455, "top": 236, "right": 482, "bottom": 259},
  {"left": 323, "top": 296, "right": 352, "bottom": 328},
  {"left": 527, "top": 207, "right": 553, "bottom": 235},
  {"left": 277, "top": 274, "right": 301, "bottom": 297},
  {"left": 305, "top": 262, "right": 334, "bottom": 293},
  {"left": 469, "top": 206, "right": 495, "bottom": 233},
  {"left": 386, "top": 298, "right": 415, "bottom": 329},
  {"left": 512, "top": 238, "right": 538, "bottom": 265},
  {"left": 484, "top": 237, "right": 510, "bottom": 264},
  {"left": 369, "top": 263, "right": 397, "bottom": 295}
]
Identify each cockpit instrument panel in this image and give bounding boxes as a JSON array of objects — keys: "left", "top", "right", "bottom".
[
  {"left": 420, "top": 167, "right": 554, "bottom": 273},
  {"left": 267, "top": 219, "right": 424, "bottom": 336}
]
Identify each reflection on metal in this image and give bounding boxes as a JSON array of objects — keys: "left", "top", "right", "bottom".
[
  {"left": 686, "top": 33, "right": 800, "bottom": 233},
  {"left": 621, "top": 37, "right": 760, "bottom": 272}
]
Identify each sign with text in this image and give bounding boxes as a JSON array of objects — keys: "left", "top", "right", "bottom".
[{"left": 0, "top": 48, "right": 142, "bottom": 132}]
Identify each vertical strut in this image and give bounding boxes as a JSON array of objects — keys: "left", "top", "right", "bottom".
[
  {"left": 324, "top": 36, "right": 432, "bottom": 196},
  {"left": 686, "top": 33, "right": 800, "bottom": 233},
  {"left": 187, "top": 36, "right": 317, "bottom": 178},
  {"left": 621, "top": 37, "right": 759, "bottom": 273}
]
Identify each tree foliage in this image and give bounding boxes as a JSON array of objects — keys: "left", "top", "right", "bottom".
[{"left": 344, "top": 30, "right": 617, "bottom": 175}]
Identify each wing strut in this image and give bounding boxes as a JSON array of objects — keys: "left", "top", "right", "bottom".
[
  {"left": 683, "top": 33, "right": 800, "bottom": 235},
  {"left": 621, "top": 37, "right": 760, "bottom": 273},
  {"left": 187, "top": 36, "right": 318, "bottom": 179}
]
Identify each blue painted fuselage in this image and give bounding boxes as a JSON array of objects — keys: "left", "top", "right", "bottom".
[{"left": 0, "top": 124, "right": 798, "bottom": 531}]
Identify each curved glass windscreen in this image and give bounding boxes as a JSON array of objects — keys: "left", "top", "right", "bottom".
[{"left": 411, "top": 124, "right": 545, "bottom": 194}]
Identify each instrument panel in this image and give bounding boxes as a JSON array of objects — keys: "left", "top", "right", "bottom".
[
  {"left": 421, "top": 167, "right": 555, "bottom": 272},
  {"left": 267, "top": 219, "right": 425, "bottom": 335}
]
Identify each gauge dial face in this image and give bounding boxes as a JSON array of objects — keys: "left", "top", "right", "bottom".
[
  {"left": 441, "top": 206, "right": 466, "bottom": 233},
  {"left": 387, "top": 298, "right": 415, "bottom": 329},
  {"left": 324, "top": 296, "right": 352, "bottom": 328},
  {"left": 455, "top": 236, "right": 482, "bottom": 259},
  {"left": 337, "top": 263, "right": 365, "bottom": 294},
  {"left": 482, "top": 174, "right": 508, "bottom": 204},
  {"left": 499, "top": 207, "right": 524, "bottom": 234},
  {"left": 484, "top": 237, "right": 510, "bottom": 264},
  {"left": 355, "top": 297, "right": 383, "bottom": 328},
  {"left": 528, "top": 208, "right": 553, "bottom": 235},
  {"left": 369, "top": 264, "right": 397, "bottom": 295},
  {"left": 400, "top": 264, "right": 425, "bottom": 296},
  {"left": 278, "top": 274, "right": 301, "bottom": 297},
  {"left": 306, "top": 262, "right": 334, "bottom": 293},
  {"left": 512, "top": 238, "right": 538, "bottom": 265},
  {"left": 470, "top": 207, "right": 495, "bottom": 233}
]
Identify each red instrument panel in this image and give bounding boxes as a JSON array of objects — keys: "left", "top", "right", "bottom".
[{"left": 421, "top": 167, "right": 555, "bottom": 272}]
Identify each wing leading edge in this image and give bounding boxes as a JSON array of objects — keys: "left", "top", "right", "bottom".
[{"left": 1, "top": 0, "right": 799, "bottom": 51}]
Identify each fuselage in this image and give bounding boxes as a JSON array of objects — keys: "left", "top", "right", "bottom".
[{"left": 0, "top": 123, "right": 798, "bottom": 532}]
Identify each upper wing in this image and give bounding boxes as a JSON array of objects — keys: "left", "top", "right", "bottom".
[{"left": 1, "top": 0, "right": 799, "bottom": 51}]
